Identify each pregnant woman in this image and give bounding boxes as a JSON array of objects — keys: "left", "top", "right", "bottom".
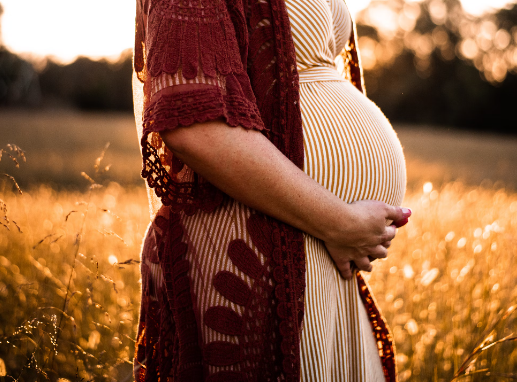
[{"left": 133, "top": 0, "right": 409, "bottom": 381}]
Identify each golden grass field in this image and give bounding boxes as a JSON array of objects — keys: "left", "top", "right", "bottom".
[{"left": 1, "top": 110, "right": 517, "bottom": 381}]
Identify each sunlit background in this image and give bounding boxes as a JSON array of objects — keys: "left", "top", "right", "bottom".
[
  {"left": 0, "top": 0, "right": 515, "bottom": 63},
  {"left": 1, "top": 1, "right": 517, "bottom": 382}
]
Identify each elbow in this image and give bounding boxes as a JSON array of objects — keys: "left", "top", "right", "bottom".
[
  {"left": 159, "top": 128, "right": 191, "bottom": 157},
  {"left": 158, "top": 118, "right": 228, "bottom": 158}
]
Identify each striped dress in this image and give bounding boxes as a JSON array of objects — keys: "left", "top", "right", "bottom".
[{"left": 285, "top": 0, "right": 406, "bottom": 380}]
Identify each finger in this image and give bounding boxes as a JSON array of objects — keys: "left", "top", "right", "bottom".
[
  {"left": 382, "top": 240, "right": 392, "bottom": 249},
  {"left": 368, "top": 244, "right": 389, "bottom": 260},
  {"left": 382, "top": 225, "right": 397, "bottom": 242},
  {"left": 339, "top": 261, "right": 353, "bottom": 280},
  {"left": 354, "top": 256, "right": 373, "bottom": 273},
  {"left": 386, "top": 206, "right": 411, "bottom": 223},
  {"left": 394, "top": 217, "right": 409, "bottom": 228}
]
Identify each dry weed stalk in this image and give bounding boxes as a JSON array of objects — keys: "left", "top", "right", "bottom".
[
  {"left": 1, "top": 146, "right": 24, "bottom": 233},
  {"left": 452, "top": 305, "right": 517, "bottom": 380},
  {"left": 94, "top": 142, "right": 112, "bottom": 175},
  {"left": 96, "top": 229, "right": 128, "bottom": 246},
  {"left": 0, "top": 190, "right": 23, "bottom": 233},
  {"left": 0, "top": 144, "right": 26, "bottom": 168},
  {"left": 32, "top": 233, "right": 63, "bottom": 249},
  {"left": 48, "top": 163, "right": 108, "bottom": 373}
]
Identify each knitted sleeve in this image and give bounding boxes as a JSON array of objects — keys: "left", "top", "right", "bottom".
[{"left": 134, "top": 0, "right": 266, "bottom": 215}]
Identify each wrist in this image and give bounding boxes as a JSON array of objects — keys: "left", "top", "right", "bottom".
[{"left": 318, "top": 200, "right": 355, "bottom": 244}]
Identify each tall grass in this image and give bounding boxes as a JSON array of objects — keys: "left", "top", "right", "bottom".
[
  {"left": 0, "top": 146, "right": 148, "bottom": 381},
  {"left": 1, "top": 142, "right": 516, "bottom": 381},
  {"left": 366, "top": 181, "right": 517, "bottom": 381}
]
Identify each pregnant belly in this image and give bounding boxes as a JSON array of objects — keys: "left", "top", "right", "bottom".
[{"left": 300, "top": 80, "right": 406, "bottom": 207}]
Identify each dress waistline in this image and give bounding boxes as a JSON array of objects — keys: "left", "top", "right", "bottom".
[{"left": 298, "top": 66, "right": 347, "bottom": 83}]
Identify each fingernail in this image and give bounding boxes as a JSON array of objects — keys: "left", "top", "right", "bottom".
[{"left": 402, "top": 207, "right": 412, "bottom": 216}]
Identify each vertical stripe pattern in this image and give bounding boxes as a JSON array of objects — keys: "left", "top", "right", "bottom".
[
  {"left": 285, "top": 0, "right": 406, "bottom": 381},
  {"left": 151, "top": 69, "right": 226, "bottom": 96},
  {"left": 181, "top": 200, "right": 253, "bottom": 376}
]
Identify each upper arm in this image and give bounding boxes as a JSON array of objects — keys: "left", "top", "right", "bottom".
[{"left": 134, "top": 0, "right": 265, "bottom": 211}]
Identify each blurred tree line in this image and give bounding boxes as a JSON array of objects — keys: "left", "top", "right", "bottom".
[
  {"left": 37, "top": 52, "right": 133, "bottom": 110},
  {"left": 0, "top": 1, "right": 132, "bottom": 110},
  {"left": 0, "top": 0, "right": 516, "bottom": 132},
  {"left": 359, "top": 0, "right": 517, "bottom": 132},
  {"left": 0, "top": 48, "right": 132, "bottom": 110}
]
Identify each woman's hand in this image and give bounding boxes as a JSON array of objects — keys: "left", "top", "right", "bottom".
[{"left": 324, "top": 200, "right": 411, "bottom": 280}]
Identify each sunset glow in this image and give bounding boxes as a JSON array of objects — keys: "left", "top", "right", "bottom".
[
  {"left": 1, "top": 0, "right": 136, "bottom": 63},
  {"left": 0, "top": 0, "right": 515, "bottom": 63}
]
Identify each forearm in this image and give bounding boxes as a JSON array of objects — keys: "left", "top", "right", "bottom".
[{"left": 160, "top": 120, "right": 350, "bottom": 243}]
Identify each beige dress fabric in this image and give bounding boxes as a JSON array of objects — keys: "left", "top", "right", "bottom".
[{"left": 285, "top": 0, "right": 406, "bottom": 380}]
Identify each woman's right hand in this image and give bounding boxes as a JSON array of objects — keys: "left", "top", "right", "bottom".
[{"left": 324, "top": 200, "right": 411, "bottom": 280}]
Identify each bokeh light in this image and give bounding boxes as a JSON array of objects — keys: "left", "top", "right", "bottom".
[{"left": 356, "top": 0, "right": 517, "bottom": 83}]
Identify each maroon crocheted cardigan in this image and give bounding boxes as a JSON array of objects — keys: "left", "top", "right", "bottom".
[{"left": 133, "top": 0, "right": 396, "bottom": 381}]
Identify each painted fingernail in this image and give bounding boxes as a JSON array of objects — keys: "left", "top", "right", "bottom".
[{"left": 402, "top": 207, "right": 412, "bottom": 216}]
